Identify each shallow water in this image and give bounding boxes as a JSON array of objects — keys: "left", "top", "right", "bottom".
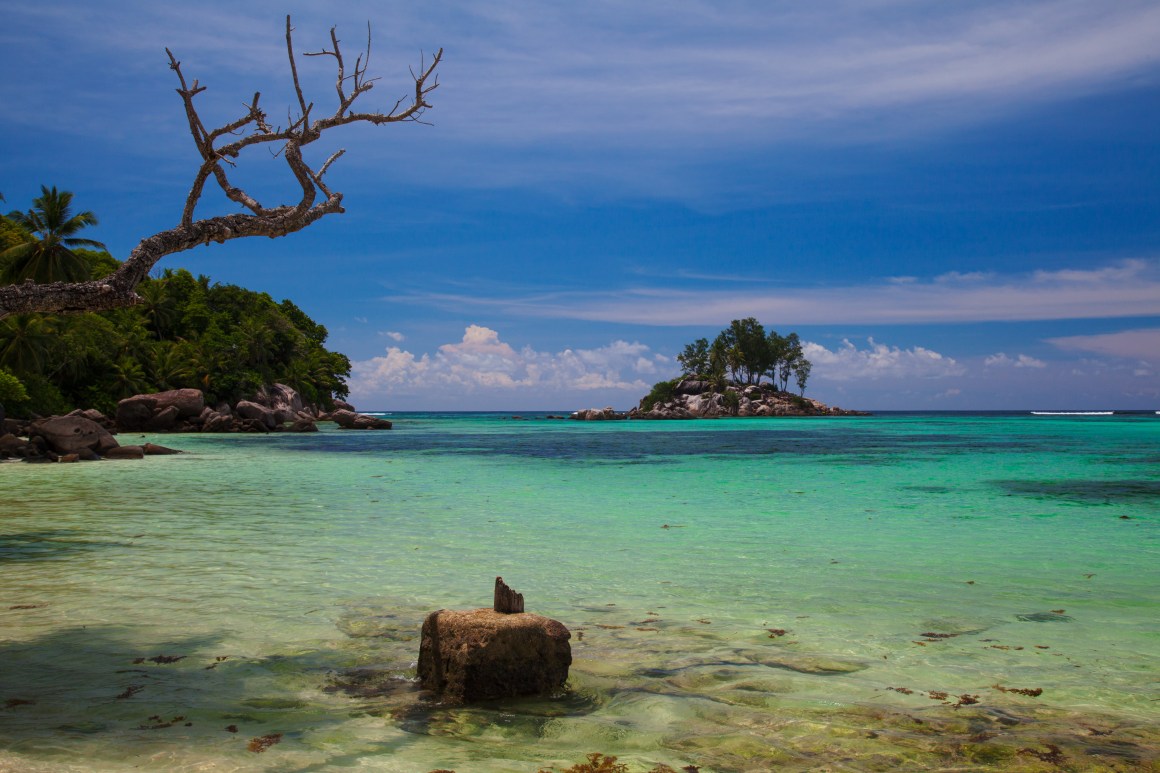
[{"left": 1, "top": 412, "right": 1157, "bottom": 771}]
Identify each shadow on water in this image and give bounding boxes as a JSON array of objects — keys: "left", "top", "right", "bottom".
[
  {"left": 0, "top": 530, "right": 128, "bottom": 563},
  {"left": 270, "top": 425, "right": 1044, "bottom": 465},
  {"left": 0, "top": 623, "right": 410, "bottom": 764},
  {"left": 992, "top": 479, "right": 1160, "bottom": 504}
]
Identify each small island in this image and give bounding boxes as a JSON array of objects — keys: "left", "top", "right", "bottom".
[{"left": 573, "top": 318, "right": 867, "bottom": 420}]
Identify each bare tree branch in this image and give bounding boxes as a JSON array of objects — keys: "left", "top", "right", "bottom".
[{"left": 0, "top": 16, "right": 441, "bottom": 317}]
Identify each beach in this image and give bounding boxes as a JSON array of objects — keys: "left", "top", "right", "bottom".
[{"left": 1, "top": 412, "right": 1157, "bottom": 771}]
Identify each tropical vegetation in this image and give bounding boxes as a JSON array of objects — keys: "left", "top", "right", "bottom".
[
  {"left": 676, "top": 317, "right": 812, "bottom": 393},
  {"left": 1, "top": 189, "right": 350, "bottom": 418}
]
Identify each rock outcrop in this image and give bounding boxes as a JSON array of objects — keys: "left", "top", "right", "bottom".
[
  {"left": 568, "top": 406, "right": 629, "bottom": 421},
  {"left": 1, "top": 384, "right": 390, "bottom": 462},
  {"left": 417, "top": 578, "right": 571, "bottom": 703},
  {"left": 330, "top": 409, "right": 392, "bottom": 430},
  {"left": 112, "top": 385, "right": 338, "bottom": 434},
  {"left": 417, "top": 608, "right": 572, "bottom": 703},
  {"left": 27, "top": 415, "right": 119, "bottom": 458},
  {"left": 628, "top": 379, "right": 867, "bottom": 419},
  {"left": 116, "top": 388, "right": 206, "bottom": 431}
]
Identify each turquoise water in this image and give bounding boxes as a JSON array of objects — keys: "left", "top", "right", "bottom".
[{"left": 1, "top": 412, "right": 1157, "bottom": 771}]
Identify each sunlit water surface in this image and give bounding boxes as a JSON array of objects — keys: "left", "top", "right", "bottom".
[{"left": 1, "top": 412, "right": 1157, "bottom": 771}]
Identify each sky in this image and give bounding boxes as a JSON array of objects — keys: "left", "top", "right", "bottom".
[{"left": 2, "top": 1, "right": 1159, "bottom": 411}]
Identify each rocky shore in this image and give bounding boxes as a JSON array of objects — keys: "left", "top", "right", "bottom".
[
  {"left": 0, "top": 384, "right": 391, "bottom": 462},
  {"left": 572, "top": 377, "right": 867, "bottom": 420}
]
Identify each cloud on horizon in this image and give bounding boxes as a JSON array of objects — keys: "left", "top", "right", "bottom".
[
  {"left": 385, "top": 259, "right": 1160, "bottom": 327},
  {"left": 1047, "top": 327, "right": 1160, "bottom": 362},
  {"left": 804, "top": 339, "right": 964, "bottom": 381},
  {"left": 348, "top": 326, "right": 973, "bottom": 409},
  {"left": 349, "top": 325, "right": 661, "bottom": 407}
]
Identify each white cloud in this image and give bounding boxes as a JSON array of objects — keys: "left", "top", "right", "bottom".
[
  {"left": 1046, "top": 327, "right": 1160, "bottom": 362},
  {"left": 390, "top": 259, "right": 1160, "bottom": 327},
  {"left": 985, "top": 352, "right": 1047, "bottom": 368},
  {"left": 802, "top": 338, "right": 964, "bottom": 381},
  {"left": 382, "top": 331, "right": 405, "bottom": 342},
  {"left": 349, "top": 325, "right": 655, "bottom": 406}
]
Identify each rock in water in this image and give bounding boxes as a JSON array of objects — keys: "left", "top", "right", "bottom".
[
  {"left": 417, "top": 608, "right": 572, "bottom": 702},
  {"left": 28, "top": 416, "right": 118, "bottom": 456}
]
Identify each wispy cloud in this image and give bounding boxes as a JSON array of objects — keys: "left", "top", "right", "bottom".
[
  {"left": 1047, "top": 327, "right": 1160, "bottom": 362},
  {"left": 385, "top": 259, "right": 1160, "bottom": 327},
  {"left": 984, "top": 353, "right": 1047, "bottom": 368},
  {"left": 8, "top": 2, "right": 1159, "bottom": 158}
]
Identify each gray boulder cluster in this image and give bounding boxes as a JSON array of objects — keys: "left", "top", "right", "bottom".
[
  {"left": 0, "top": 413, "right": 182, "bottom": 462},
  {"left": 572, "top": 378, "right": 866, "bottom": 420},
  {"left": 115, "top": 385, "right": 329, "bottom": 434},
  {"left": 568, "top": 406, "right": 629, "bottom": 421},
  {"left": 1, "top": 383, "right": 391, "bottom": 462}
]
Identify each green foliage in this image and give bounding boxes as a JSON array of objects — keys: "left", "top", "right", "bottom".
[
  {"left": 640, "top": 378, "right": 679, "bottom": 411},
  {"left": 676, "top": 337, "right": 710, "bottom": 376},
  {"left": 722, "top": 388, "right": 740, "bottom": 414},
  {"left": 677, "top": 319, "right": 812, "bottom": 395},
  {"left": 1, "top": 261, "right": 350, "bottom": 417},
  {"left": 1, "top": 185, "right": 107, "bottom": 284},
  {"left": 0, "top": 367, "right": 30, "bottom": 405}
]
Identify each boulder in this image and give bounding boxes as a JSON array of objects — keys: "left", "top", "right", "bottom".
[
  {"left": 235, "top": 400, "right": 278, "bottom": 429},
  {"left": 674, "top": 379, "right": 712, "bottom": 395},
  {"left": 0, "top": 433, "right": 33, "bottom": 459},
  {"left": 28, "top": 416, "right": 118, "bottom": 456},
  {"left": 331, "top": 409, "right": 392, "bottom": 430},
  {"left": 116, "top": 389, "right": 205, "bottom": 431},
  {"left": 332, "top": 399, "right": 356, "bottom": 413},
  {"left": 569, "top": 407, "right": 628, "bottom": 421},
  {"left": 147, "top": 404, "right": 181, "bottom": 431},
  {"left": 255, "top": 383, "right": 305, "bottom": 424},
  {"left": 115, "top": 395, "right": 157, "bottom": 431},
  {"left": 143, "top": 443, "right": 183, "bottom": 455},
  {"left": 67, "top": 408, "right": 115, "bottom": 431},
  {"left": 104, "top": 445, "right": 145, "bottom": 460},
  {"left": 417, "top": 608, "right": 572, "bottom": 703},
  {"left": 153, "top": 388, "right": 205, "bottom": 418}
]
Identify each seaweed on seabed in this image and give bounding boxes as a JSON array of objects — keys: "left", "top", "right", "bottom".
[
  {"left": 1018, "top": 744, "right": 1067, "bottom": 765},
  {"left": 537, "top": 754, "right": 700, "bottom": 772},
  {"left": 993, "top": 684, "right": 1043, "bottom": 697},
  {"left": 248, "top": 733, "right": 282, "bottom": 753}
]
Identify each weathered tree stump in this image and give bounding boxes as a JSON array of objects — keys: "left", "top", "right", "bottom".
[{"left": 493, "top": 576, "right": 524, "bottom": 613}]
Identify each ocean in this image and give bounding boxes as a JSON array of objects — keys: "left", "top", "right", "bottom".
[{"left": 1, "top": 412, "right": 1157, "bottom": 771}]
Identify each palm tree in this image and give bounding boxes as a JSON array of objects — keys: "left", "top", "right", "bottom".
[
  {"left": 1, "top": 185, "right": 107, "bottom": 284},
  {"left": 136, "top": 280, "right": 177, "bottom": 339},
  {"left": 0, "top": 314, "right": 57, "bottom": 375}
]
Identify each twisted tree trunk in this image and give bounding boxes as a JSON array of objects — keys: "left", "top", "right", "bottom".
[{"left": 0, "top": 16, "right": 440, "bottom": 317}]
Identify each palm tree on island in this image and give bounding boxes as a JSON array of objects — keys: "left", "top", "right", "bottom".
[{"left": 1, "top": 185, "right": 107, "bottom": 284}]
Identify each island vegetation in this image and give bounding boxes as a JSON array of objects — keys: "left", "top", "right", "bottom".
[
  {"left": 2, "top": 15, "right": 440, "bottom": 423},
  {"left": 635, "top": 318, "right": 828, "bottom": 417},
  {"left": 0, "top": 189, "right": 350, "bottom": 418}
]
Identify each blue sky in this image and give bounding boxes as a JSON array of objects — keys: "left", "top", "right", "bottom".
[{"left": 3, "top": 1, "right": 1159, "bottom": 410}]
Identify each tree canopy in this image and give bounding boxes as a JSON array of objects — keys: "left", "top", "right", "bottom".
[
  {"left": 1, "top": 185, "right": 107, "bottom": 284},
  {"left": 0, "top": 227, "right": 350, "bottom": 417},
  {"left": 676, "top": 318, "right": 813, "bottom": 395}
]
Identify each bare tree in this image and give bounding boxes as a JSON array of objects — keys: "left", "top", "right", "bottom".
[{"left": 0, "top": 16, "right": 440, "bottom": 317}]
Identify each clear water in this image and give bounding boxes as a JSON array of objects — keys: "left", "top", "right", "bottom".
[{"left": 1, "top": 412, "right": 1157, "bottom": 772}]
